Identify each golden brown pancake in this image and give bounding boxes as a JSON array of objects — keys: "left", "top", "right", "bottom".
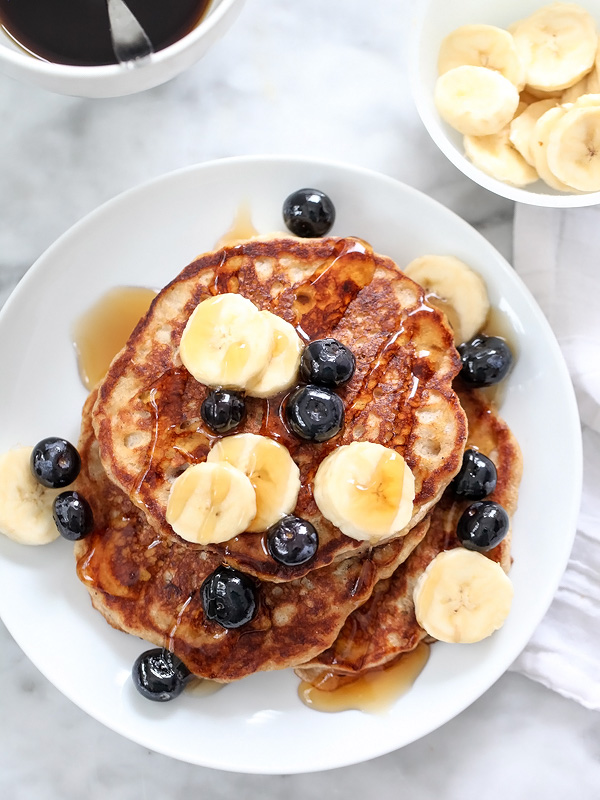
[
  {"left": 91, "top": 237, "right": 467, "bottom": 581},
  {"left": 295, "top": 388, "right": 522, "bottom": 681},
  {"left": 74, "top": 391, "right": 430, "bottom": 682}
]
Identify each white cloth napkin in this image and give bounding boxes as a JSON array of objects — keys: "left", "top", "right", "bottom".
[{"left": 509, "top": 204, "right": 600, "bottom": 711}]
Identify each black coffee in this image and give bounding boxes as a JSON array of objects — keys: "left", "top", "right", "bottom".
[{"left": 0, "top": 0, "right": 212, "bottom": 66}]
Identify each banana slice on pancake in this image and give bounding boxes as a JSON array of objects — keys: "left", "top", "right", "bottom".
[
  {"left": 166, "top": 461, "right": 256, "bottom": 544},
  {"left": 434, "top": 65, "right": 520, "bottom": 136},
  {"left": 511, "top": 3, "right": 598, "bottom": 92},
  {"left": 0, "top": 447, "right": 60, "bottom": 545},
  {"left": 313, "top": 442, "right": 415, "bottom": 544},
  {"left": 414, "top": 548, "right": 513, "bottom": 644},
  {"left": 404, "top": 255, "right": 489, "bottom": 345},
  {"left": 207, "top": 433, "right": 300, "bottom": 532},
  {"left": 179, "top": 293, "right": 274, "bottom": 391},
  {"left": 438, "top": 24, "right": 526, "bottom": 89},
  {"left": 246, "top": 311, "right": 303, "bottom": 398},
  {"left": 546, "top": 103, "right": 600, "bottom": 191}
]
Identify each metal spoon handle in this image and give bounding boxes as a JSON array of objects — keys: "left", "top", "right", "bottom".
[{"left": 107, "top": 0, "right": 154, "bottom": 64}]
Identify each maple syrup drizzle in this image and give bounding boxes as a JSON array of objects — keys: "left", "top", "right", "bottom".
[
  {"left": 186, "top": 677, "right": 225, "bottom": 698},
  {"left": 298, "top": 643, "right": 430, "bottom": 714},
  {"left": 214, "top": 202, "right": 259, "bottom": 249},
  {"left": 284, "top": 238, "right": 376, "bottom": 338},
  {"left": 72, "top": 286, "right": 157, "bottom": 390}
]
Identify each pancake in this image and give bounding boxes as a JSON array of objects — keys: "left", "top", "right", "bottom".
[
  {"left": 295, "top": 388, "right": 522, "bottom": 681},
  {"left": 74, "top": 391, "right": 430, "bottom": 682},
  {"left": 92, "top": 236, "right": 467, "bottom": 581}
]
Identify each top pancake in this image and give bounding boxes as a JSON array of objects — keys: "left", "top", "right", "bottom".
[
  {"left": 295, "top": 388, "right": 523, "bottom": 680},
  {"left": 92, "top": 236, "right": 467, "bottom": 581}
]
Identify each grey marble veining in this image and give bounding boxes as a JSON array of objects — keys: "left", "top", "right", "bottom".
[{"left": 0, "top": 0, "right": 596, "bottom": 796}]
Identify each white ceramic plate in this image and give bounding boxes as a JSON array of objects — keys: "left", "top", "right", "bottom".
[
  {"left": 411, "top": 0, "right": 600, "bottom": 207},
  {"left": 0, "top": 156, "right": 582, "bottom": 774}
]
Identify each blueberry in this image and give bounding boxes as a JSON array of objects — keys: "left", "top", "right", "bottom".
[
  {"left": 451, "top": 449, "right": 497, "bottom": 500},
  {"left": 266, "top": 515, "right": 319, "bottom": 566},
  {"left": 31, "top": 437, "right": 81, "bottom": 488},
  {"left": 457, "top": 500, "right": 509, "bottom": 552},
  {"left": 282, "top": 188, "right": 336, "bottom": 238},
  {"left": 202, "top": 566, "right": 257, "bottom": 629},
  {"left": 132, "top": 648, "right": 191, "bottom": 702},
  {"left": 458, "top": 336, "right": 513, "bottom": 387},
  {"left": 300, "top": 339, "right": 356, "bottom": 387},
  {"left": 201, "top": 389, "right": 245, "bottom": 433},
  {"left": 52, "top": 491, "right": 94, "bottom": 541},
  {"left": 285, "top": 385, "right": 344, "bottom": 442}
]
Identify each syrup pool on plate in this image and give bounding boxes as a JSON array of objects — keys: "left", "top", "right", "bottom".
[
  {"left": 0, "top": 0, "right": 212, "bottom": 66},
  {"left": 73, "top": 286, "right": 157, "bottom": 390},
  {"left": 298, "top": 643, "right": 430, "bottom": 714}
]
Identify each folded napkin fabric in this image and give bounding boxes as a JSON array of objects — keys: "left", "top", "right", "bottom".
[{"left": 510, "top": 204, "right": 600, "bottom": 711}]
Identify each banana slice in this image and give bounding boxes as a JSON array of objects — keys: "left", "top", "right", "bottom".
[
  {"left": 562, "top": 66, "right": 600, "bottom": 103},
  {"left": 532, "top": 106, "right": 577, "bottom": 191},
  {"left": 245, "top": 311, "right": 303, "bottom": 398},
  {"left": 313, "top": 442, "right": 415, "bottom": 544},
  {"left": 434, "top": 65, "right": 520, "bottom": 136},
  {"left": 546, "top": 105, "right": 600, "bottom": 191},
  {"left": 438, "top": 24, "right": 526, "bottom": 89},
  {"left": 511, "top": 3, "right": 598, "bottom": 92},
  {"left": 207, "top": 433, "right": 300, "bottom": 532},
  {"left": 509, "top": 99, "right": 558, "bottom": 165},
  {"left": 0, "top": 447, "right": 60, "bottom": 545},
  {"left": 570, "top": 92, "right": 600, "bottom": 109},
  {"left": 413, "top": 548, "right": 513, "bottom": 644},
  {"left": 464, "top": 124, "right": 539, "bottom": 188},
  {"left": 179, "top": 293, "right": 274, "bottom": 390},
  {"left": 166, "top": 461, "right": 256, "bottom": 544},
  {"left": 404, "top": 255, "right": 490, "bottom": 345}
]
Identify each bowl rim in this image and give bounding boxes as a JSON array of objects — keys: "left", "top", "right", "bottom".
[
  {"left": 409, "top": 0, "right": 600, "bottom": 207},
  {"left": 0, "top": 0, "right": 241, "bottom": 81}
]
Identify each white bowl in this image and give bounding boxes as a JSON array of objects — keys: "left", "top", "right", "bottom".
[
  {"left": 0, "top": 0, "right": 245, "bottom": 98},
  {"left": 411, "top": 0, "right": 600, "bottom": 207}
]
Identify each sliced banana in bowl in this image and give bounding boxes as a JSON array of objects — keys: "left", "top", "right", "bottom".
[{"left": 414, "top": 0, "right": 600, "bottom": 204}]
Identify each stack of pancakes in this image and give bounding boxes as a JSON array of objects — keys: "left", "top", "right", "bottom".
[{"left": 73, "top": 236, "right": 521, "bottom": 684}]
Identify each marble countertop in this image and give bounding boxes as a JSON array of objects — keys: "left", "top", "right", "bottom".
[{"left": 0, "top": 0, "right": 598, "bottom": 796}]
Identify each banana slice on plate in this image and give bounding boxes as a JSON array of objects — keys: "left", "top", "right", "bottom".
[
  {"left": 438, "top": 24, "right": 526, "bottom": 89},
  {"left": 166, "top": 461, "right": 256, "bottom": 544},
  {"left": 546, "top": 105, "right": 600, "bottom": 191},
  {"left": 532, "top": 106, "right": 577, "bottom": 191},
  {"left": 435, "top": 65, "right": 520, "bottom": 136},
  {"left": 511, "top": 3, "right": 598, "bottom": 92},
  {"left": 0, "top": 447, "right": 60, "bottom": 545},
  {"left": 404, "top": 255, "right": 490, "bottom": 345},
  {"left": 246, "top": 311, "right": 303, "bottom": 398},
  {"left": 464, "top": 124, "right": 539, "bottom": 188},
  {"left": 509, "top": 99, "right": 558, "bottom": 165},
  {"left": 313, "top": 441, "right": 415, "bottom": 544},
  {"left": 180, "top": 293, "right": 274, "bottom": 390},
  {"left": 413, "top": 548, "right": 513, "bottom": 644},
  {"left": 207, "top": 433, "right": 300, "bottom": 532}
]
